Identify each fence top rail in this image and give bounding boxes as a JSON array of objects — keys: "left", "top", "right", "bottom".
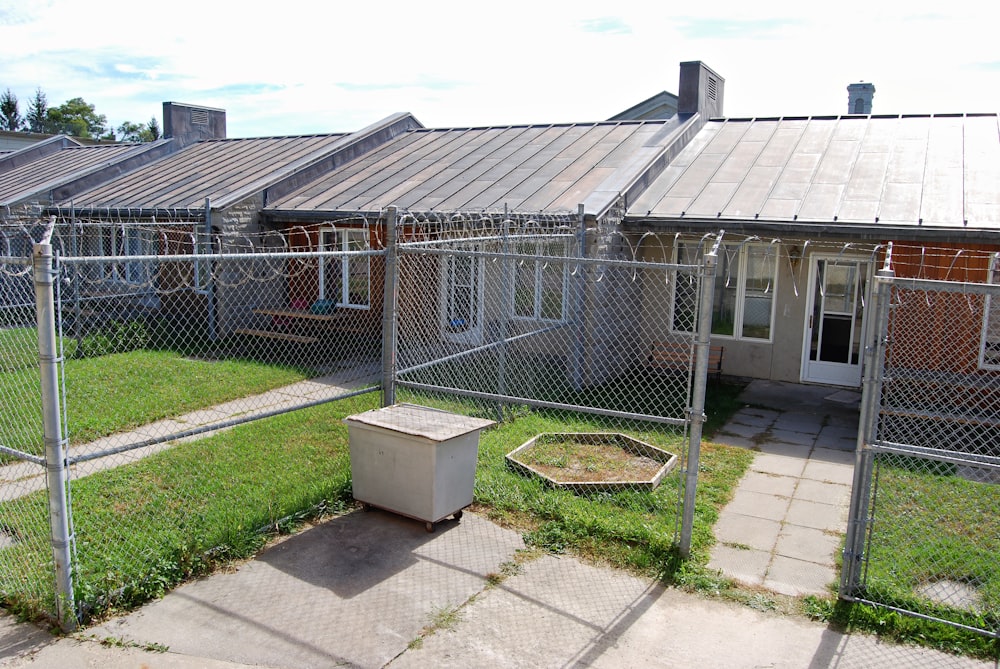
[
  {"left": 55, "top": 249, "right": 387, "bottom": 265},
  {"left": 399, "top": 245, "right": 702, "bottom": 272},
  {"left": 879, "top": 274, "right": 1000, "bottom": 295}
]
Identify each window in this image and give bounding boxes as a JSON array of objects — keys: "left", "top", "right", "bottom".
[
  {"left": 440, "top": 243, "right": 484, "bottom": 344},
  {"left": 80, "top": 223, "right": 158, "bottom": 290},
  {"left": 511, "top": 238, "right": 570, "bottom": 322},
  {"left": 672, "top": 241, "right": 778, "bottom": 341},
  {"left": 981, "top": 253, "right": 1000, "bottom": 369},
  {"left": 319, "top": 227, "right": 370, "bottom": 309}
]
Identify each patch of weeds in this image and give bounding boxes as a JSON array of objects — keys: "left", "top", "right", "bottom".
[
  {"left": 89, "top": 635, "right": 168, "bottom": 653},
  {"left": 723, "top": 541, "right": 753, "bottom": 551},
  {"left": 486, "top": 559, "right": 525, "bottom": 587},
  {"left": 428, "top": 604, "right": 464, "bottom": 632},
  {"left": 743, "top": 592, "right": 777, "bottom": 612}
]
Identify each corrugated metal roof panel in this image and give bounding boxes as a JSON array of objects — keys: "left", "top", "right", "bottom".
[
  {"left": 631, "top": 114, "right": 1000, "bottom": 232},
  {"left": 0, "top": 144, "right": 147, "bottom": 205},
  {"left": 60, "top": 134, "right": 350, "bottom": 210},
  {"left": 267, "top": 119, "right": 691, "bottom": 217}
]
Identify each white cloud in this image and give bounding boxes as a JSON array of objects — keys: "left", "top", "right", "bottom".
[{"left": 0, "top": 0, "right": 997, "bottom": 136}]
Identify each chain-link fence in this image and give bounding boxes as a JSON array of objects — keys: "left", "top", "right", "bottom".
[
  {"left": 1, "top": 216, "right": 385, "bottom": 626},
  {"left": 391, "top": 213, "right": 711, "bottom": 576},
  {"left": 844, "top": 271, "right": 1000, "bottom": 641},
  {"left": 1, "top": 210, "right": 722, "bottom": 630},
  {"left": 0, "top": 245, "right": 57, "bottom": 621}
]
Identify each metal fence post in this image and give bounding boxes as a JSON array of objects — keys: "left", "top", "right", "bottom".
[
  {"left": 495, "top": 209, "right": 512, "bottom": 421},
  {"left": 32, "top": 230, "right": 77, "bottom": 631},
  {"left": 840, "top": 264, "right": 894, "bottom": 597},
  {"left": 381, "top": 206, "right": 399, "bottom": 407},
  {"left": 679, "top": 236, "right": 720, "bottom": 558},
  {"left": 570, "top": 203, "right": 587, "bottom": 391}
]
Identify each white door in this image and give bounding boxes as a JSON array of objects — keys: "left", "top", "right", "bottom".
[{"left": 801, "top": 256, "right": 870, "bottom": 387}]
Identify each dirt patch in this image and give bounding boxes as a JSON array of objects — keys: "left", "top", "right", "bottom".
[{"left": 506, "top": 433, "right": 677, "bottom": 491}]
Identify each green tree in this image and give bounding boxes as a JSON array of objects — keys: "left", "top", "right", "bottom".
[
  {"left": 25, "top": 87, "right": 47, "bottom": 133},
  {"left": 45, "top": 97, "right": 108, "bottom": 139},
  {"left": 0, "top": 88, "right": 22, "bottom": 131},
  {"left": 115, "top": 116, "right": 161, "bottom": 143}
]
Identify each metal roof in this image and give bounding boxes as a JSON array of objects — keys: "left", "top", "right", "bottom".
[
  {"left": 60, "top": 133, "right": 353, "bottom": 212},
  {"left": 265, "top": 118, "right": 690, "bottom": 218},
  {"left": 0, "top": 143, "right": 152, "bottom": 206},
  {"left": 628, "top": 114, "right": 1000, "bottom": 234}
]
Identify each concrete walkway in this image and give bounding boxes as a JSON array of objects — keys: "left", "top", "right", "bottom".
[
  {"left": 1, "top": 510, "right": 992, "bottom": 669},
  {"left": 709, "top": 380, "right": 860, "bottom": 597}
]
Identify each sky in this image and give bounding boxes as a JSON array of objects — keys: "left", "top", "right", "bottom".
[{"left": 1, "top": 0, "right": 997, "bottom": 138}]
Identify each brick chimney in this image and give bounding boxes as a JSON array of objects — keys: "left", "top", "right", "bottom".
[
  {"left": 677, "top": 61, "right": 725, "bottom": 118},
  {"left": 162, "top": 102, "right": 227, "bottom": 146}
]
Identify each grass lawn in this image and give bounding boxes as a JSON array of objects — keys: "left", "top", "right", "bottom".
[
  {"left": 0, "top": 379, "right": 753, "bottom": 625},
  {"left": 852, "top": 458, "right": 1000, "bottom": 638},
  {"left": 0, "top": 347, "right": 311, "bottom": 456}
]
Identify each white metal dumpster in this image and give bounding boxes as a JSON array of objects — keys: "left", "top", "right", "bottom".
[{"left": 345, "top": 404, "right": 494, "bottom": 530}]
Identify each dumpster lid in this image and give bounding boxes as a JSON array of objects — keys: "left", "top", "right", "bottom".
[{"left": 345, "top": 403, "right": 494, "bottom": 442}]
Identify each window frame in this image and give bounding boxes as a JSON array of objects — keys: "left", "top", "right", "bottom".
[
  {"left": 509, "top": 237, "right": 571, "bottom": 323},
  {"left": 318, "top": 226, "right": 370, "bottom": 310},
  {"left": 671, "top": 240, "right": 778, "bottom": 342}
]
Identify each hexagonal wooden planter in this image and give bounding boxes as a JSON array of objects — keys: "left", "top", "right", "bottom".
[{"left": 505, "top": 432, "right": 678, "bottom": 493}]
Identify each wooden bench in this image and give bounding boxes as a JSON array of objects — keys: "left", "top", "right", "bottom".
[
  {"left": 231, "top": 328, "right": 319, "bottom": 344},
  {"left": 252, "top": 308, "right": 373, "bottom": 335},
  {"left": 648, "top": 341, "right": 724, "bottom": 379}
]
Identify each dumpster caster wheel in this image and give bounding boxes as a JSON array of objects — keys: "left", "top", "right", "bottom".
[
  {"left": 453, "top": 510, "right": 464, "bottom": 521},
  {"left": 425, "top": 521, "right": 435, "bottom": 533}
]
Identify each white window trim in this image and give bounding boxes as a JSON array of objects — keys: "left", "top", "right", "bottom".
[
  {"left": 510, "top": 239, "right": 570, "bottom": 323},
  {"left": 319, "top": 227, "right": 370, "bottom": 310},
  {"left": 671, "top": 241, "right": 778, "bottom": 342},
  {"left": 439, "top": 244, "right": 485, "bottom": 345}
]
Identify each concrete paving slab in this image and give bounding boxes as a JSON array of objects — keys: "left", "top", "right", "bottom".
[
  {"left": 786, "top": 499, "right": 848, "bottom": 532},
  {"left": 765, "top": 555, "right": 838, "bottom": 597},
  {"left": 714, "top": 514, "right": 782, "bottom": 551},
  {"left": 773, "top": 411, "right": 824, "bottom": 435},
  {"left": 727, "top": 408, "right": 778, "bottom": 428},
  {"left": 89, "top": 510, "right": 524, "bottom": 669},
  {"left": 795, "top": 478, "right": 851, "bottom": 505},
  {"left": 769, "top": 428, "right": 817, "bottom": 446},
  {"left": 725, "top": 489, "right": 791, "bottom": 522},
  {"left": 737, "top": 470, "right": 798, "bottom": 497},
  {"left": 706, "top": 545, "right": 770, "bottom": 586},
  {"left": 754, "top": 440, "right": 811, "bottom": 458},
  {"left": 776, "top": 524, "right": 841, "bottom": 565},
  {"left": 729, "top": 407, "right": 781, "bottom": 424},
  {"left": 717, "top": 421, "right": 768, "bottom": 440},
  {"left": 802, "top": 458, "right": 855, "bottom": 485},
  {"left": 751, "top": 452, "right": 808, "bottom": 477}
]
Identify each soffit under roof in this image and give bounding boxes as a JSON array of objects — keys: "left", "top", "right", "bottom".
[
  {"left": 265, "top": 118, "right": 688, "bottom": 218},
  {"left": 628, "top": 114, "right": 1000, "bottom": 233}
]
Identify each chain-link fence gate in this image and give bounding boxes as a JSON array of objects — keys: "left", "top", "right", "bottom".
[
  {"left": 1, "top": 209, "right": 719, "bottom": 631},
  {"left": 388, "top": 209, "right": 717, "bottom": 571},
  {"left": 843, "top": 263, "right": 1000, "bottom": 642},
  {"left": 0, "top": 230, "right": 62, "bottom": 624}
]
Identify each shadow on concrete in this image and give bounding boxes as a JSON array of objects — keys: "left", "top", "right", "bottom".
[{"left": 255, "top": 507, "right": 455, "bottom": 598}]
